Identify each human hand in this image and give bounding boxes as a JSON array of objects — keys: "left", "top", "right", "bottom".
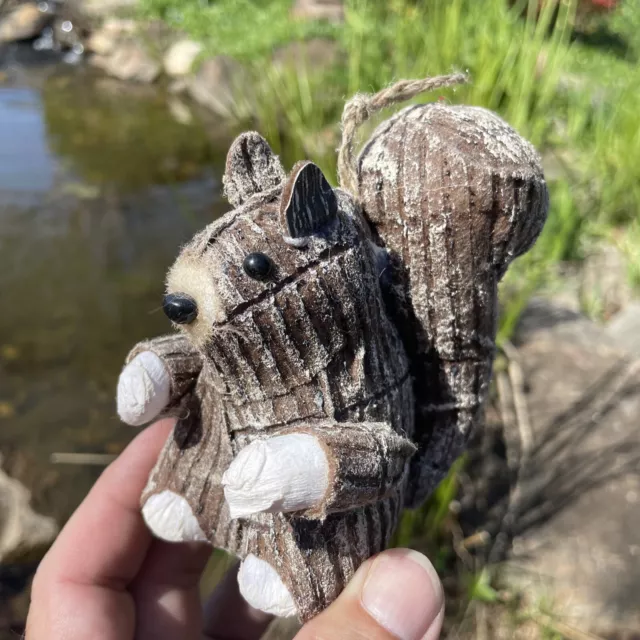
[{"left": 26, "top": 419, "right": 445, "bottom": 639}]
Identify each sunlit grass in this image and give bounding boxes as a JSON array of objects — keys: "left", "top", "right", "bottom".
[
  {"left": 138, "top": 0, "right": 336, "bottom": 59},
  {"left": 139, "top": 0, "right": 640, "bottom": 281}
]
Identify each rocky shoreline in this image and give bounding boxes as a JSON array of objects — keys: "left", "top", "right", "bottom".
[{"left": 0, "top": 0, "right": 342, "bottom": 118}]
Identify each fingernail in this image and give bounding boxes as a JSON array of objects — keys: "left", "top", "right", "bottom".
[{"left": 361, "top": 549, "right": 444, "bottom": 640}]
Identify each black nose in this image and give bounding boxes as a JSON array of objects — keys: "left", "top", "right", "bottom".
[{"left": 163, "top": 293, "right": 198, "bottom": 324}]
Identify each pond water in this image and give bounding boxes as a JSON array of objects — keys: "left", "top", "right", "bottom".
[{"left": 0, "top": 47, "right": 238, "bottom": 532}]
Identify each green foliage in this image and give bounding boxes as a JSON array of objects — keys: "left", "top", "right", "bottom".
[
  {"left": 138, "top": 0, "right": 336, "bottom": 60},
  {"left": 587, "top": 94, "right": 640, "bottom": 226},
  {"left": 569, "top": 0, "right": 640, "bottom": 79},
  {"left": 139, "top": 0, "right": 640, "bottom": 281},
  {"left": 468, "top": 569, "right": 500, "bottom": 603},
  {"left": 340, "top": 0, "right": 574, "bottom": 144},
  {"left": 393, "top": 458, "right": 464, "bottom": 574}
]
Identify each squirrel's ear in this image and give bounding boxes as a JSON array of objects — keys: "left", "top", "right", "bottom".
[
  {"left": 223, "top": 132, "right": 286, "bottom": 207},
  {"left": 279, "top": 162, "right": 338, "bottom": 239}
]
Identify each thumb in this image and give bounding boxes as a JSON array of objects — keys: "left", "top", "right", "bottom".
[{"left": 295, "top": 548, "right": 444, "bottom": 640}]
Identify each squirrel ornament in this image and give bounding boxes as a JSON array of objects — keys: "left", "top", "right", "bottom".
[{"left": 116, "top": 75, "right": 549, "bottom": 622}]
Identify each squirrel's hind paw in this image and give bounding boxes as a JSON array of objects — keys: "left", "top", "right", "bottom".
[
  {"left": 238, "top": 554, "right": 297, "bottom": 618},
  {"left": 142, "top": 489, "right": 208, "bottom": 543}
]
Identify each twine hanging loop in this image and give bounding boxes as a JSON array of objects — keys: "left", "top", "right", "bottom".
[{"left": 337, "top": 73, "right": 469, "bottom": 196}]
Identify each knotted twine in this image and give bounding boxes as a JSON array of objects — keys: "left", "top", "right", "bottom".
[{"left": 337, "top": 73, "right": 469, "bottom": 196}]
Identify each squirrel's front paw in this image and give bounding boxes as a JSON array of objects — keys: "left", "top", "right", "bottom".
[
  {"left": 222, "top": 434, "right": 329, "bottom": 519},
  {"left": 117, "top": 351, "right": 170, "bottom": 426}
]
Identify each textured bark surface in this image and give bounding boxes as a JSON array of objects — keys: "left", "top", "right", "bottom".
[
  {"left": 131, "top": 133, "right": 415, "bottom": 622},
  {"left": 120, "top": 100, "right": 549, "bottom": 622},
  {"left": 296, "top": 421, "right": 416, "bottom": 517},
  {"left": 357, "top": 103, "right": 549, "bottom": 505}
]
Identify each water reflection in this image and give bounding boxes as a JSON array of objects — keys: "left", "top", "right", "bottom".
[
  {"left": 0, "top": 61, "right": 236, "bottom": 527},
  {"left": 42, "top": 70, "right": 216, "bottom": 189},
  {"left": 0, "top": 86, "right": 54, "bottom": 196}
]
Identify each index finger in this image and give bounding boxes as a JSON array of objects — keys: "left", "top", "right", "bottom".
[{"left": 34, "top": 418, "right": 174, "bottom": 591}]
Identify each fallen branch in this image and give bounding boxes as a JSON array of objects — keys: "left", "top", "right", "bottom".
[{"left": 50, "top": 453, "right": 117, "bottom": 466}]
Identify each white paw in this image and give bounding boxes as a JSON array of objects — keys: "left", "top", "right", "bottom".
[
  {"left": 238, "top": 554, "right": 297, "bottom": 617},
  {"left": 142, "top": 490, "right": 207, "bottom": 543},
  {"left": 117, "top": 351, "right": 170, "bottom": 426},
  {"left": 221, "top": 434, "right": 329, "bottom": 519}
]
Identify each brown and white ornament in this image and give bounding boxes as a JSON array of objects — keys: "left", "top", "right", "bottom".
[{"left": 116, "top": 74, "right": 549, "bottom": 622}]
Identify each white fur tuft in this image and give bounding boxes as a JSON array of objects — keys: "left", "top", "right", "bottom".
[{"left": 166, "top": 251, "right": 225, "bottom": 346}]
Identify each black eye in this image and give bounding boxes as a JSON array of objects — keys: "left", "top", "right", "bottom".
[
  {"left": 163, "top": 293, "right": 198, "bottom": 324},
  {"left": 243, "top": 252, "right": 274, "bottom": 281}
]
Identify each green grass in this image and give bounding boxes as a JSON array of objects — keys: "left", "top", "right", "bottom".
[
  {"left": 138, "top": 0, "right": 640, "bottom": 276},
  {"left": 138, "top": 0, "right": 337, "bottom": 59}
]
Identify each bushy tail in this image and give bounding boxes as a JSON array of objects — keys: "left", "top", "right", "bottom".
[{"left": 352, "top": 79, "right": 549, "bottom": 505}]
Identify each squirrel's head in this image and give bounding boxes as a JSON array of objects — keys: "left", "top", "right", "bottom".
[{"left": 163, "top": 132, "right": 371, "bottom": 351}]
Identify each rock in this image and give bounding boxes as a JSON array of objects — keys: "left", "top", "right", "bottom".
[
  {"left": 71, "top": 0, "right": 138, "bottom": 18},
  {"left": 272, "top": 38, "right": 340, "bottom": 73},
  {"left": 47, "top": 1, "right": 92, "bottom": 51},
  {"left": 0, "top": 3, "right": 50, "bottom": 44},
  {"left": 52, "top": 19, "right": 87, "bottom": 54},
  {"left": 186, "top": 56, "right": 249, "bottom": 118},
  {"left": 469, "top": 299, "right": 640, "bottom": 633},
  {"left": 101, "top": 17, "right": 138, "bottom": 34},
  {"left": 86, "top": 30, "right": 117, "bottom": 56},
  {"left": 167, "top": 97, "right": 193, "bottom": 126},
  {"left": 92, "top": 42, "right": 161, "bottom": 84},
  {"left": 0, "top": 466, "right": 58, "bottom": 564},
  {"left": 514, "top": 296, "right": 620, "bottom": 348},
  {"left": 291, "top": 0, "right": 345, "bottom": 23},
  {"left": 544, "top": 263, "right": 583, "bottom": 313},
  {"left": 163, "top": 39, "right": 203, "bottom": 77},
  {"left": 168, "top": 77, "right": 189, "bottom": 94},
  {"left": 606, "top": 302, "right": 640, "bottom": 357},
  {"left": 581, "top": 244, "right": 634, "bottom": 320},
  {"left": 85, "top": 18, "right": 137, "bottom": 55}
]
